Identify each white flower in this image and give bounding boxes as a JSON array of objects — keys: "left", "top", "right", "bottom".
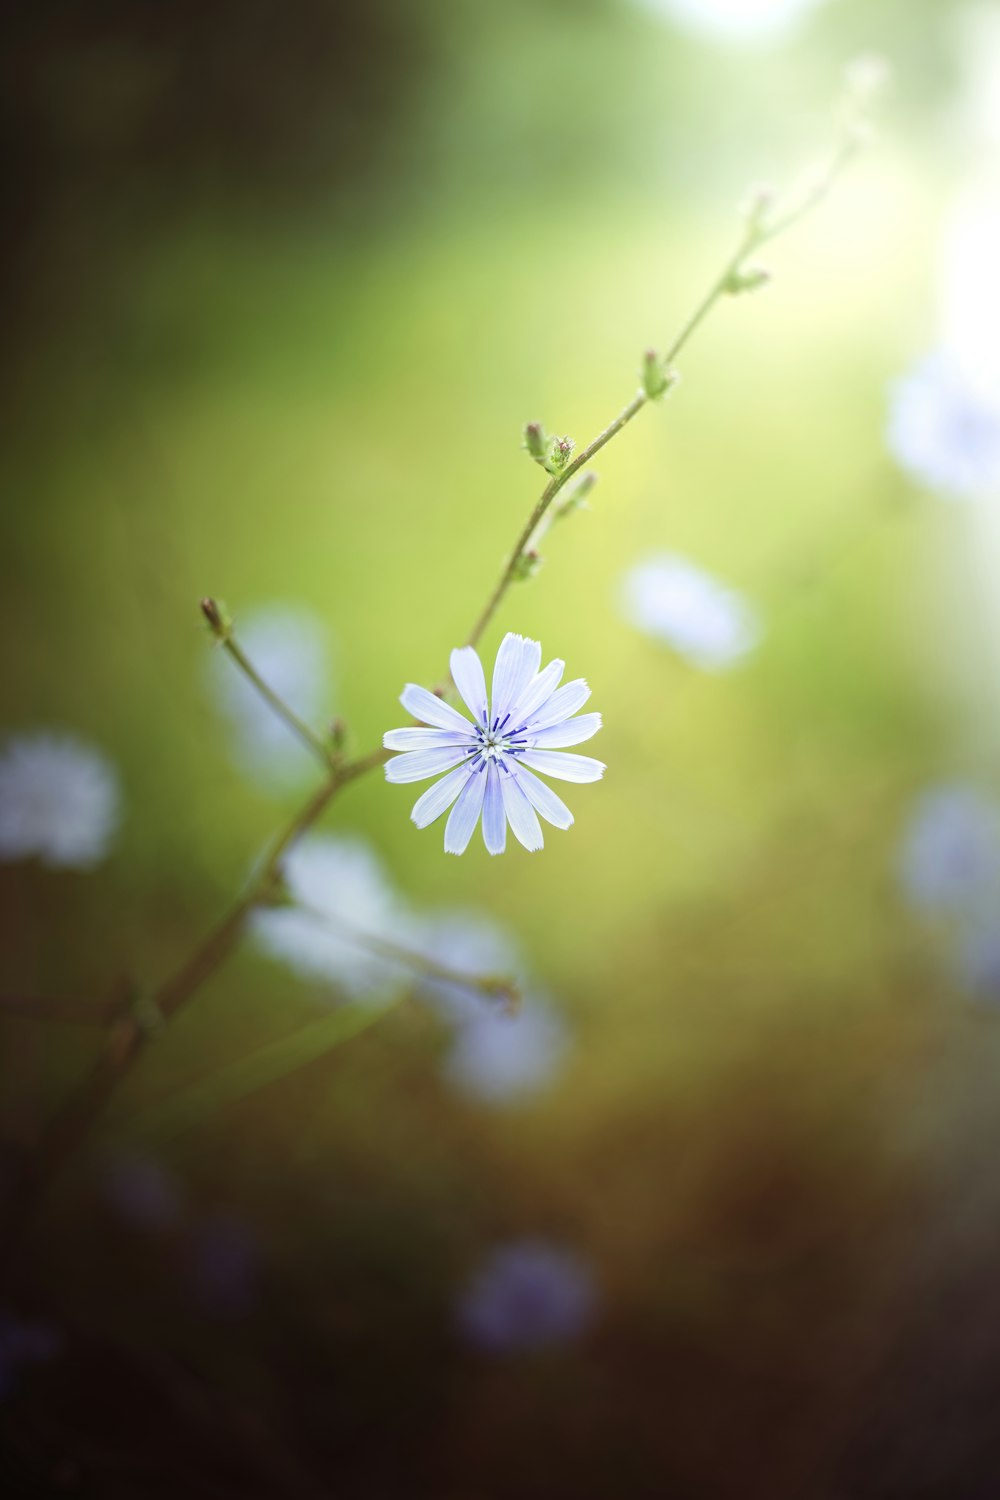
[
  {"left": 383, "top": 632, "right": 604, "bottom": 856},
  {"left": 208, "top": 603, "right": 332, "bottom": 789},
  {"left": 886, "top": 351, "right": 1000, "bottom": 501},
  {"left": 619, "top": 553, "right": 761, "bottom": 670},
  {"left": 0, "top": 732, "right": 121, "bottom": 869},
  {"left": 252, "top": 835, "right": 414, "bottom": 1003},
  {"left": 442, "top": 994, "right": 570, "bottom": 1105},
  {"left": 631, "top": 0, "right": 824, "bottom": 43},
  {"left": 956, "top": 922, "right": 1000, "bottom": 1003},
  {"left": 415, "top": 910, "right": 524, "bottom": 1025},
  {"left": 457, "top": 1239, "right": 597, "bottom": 1354},
  {"left": 897, "top": 784, "right": 1000, "bottom": 916}
]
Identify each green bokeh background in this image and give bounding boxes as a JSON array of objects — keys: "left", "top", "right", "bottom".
[{"left": 3, "top": 1, "right": 1000, "bottom": 1495}]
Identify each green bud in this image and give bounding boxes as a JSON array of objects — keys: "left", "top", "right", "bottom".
[
  {"left": 543, "top": 435, "right": 575, "bottom": 476},
  {"left": 523, "top": 422, "right": 547, "bottom": 463},
  {"left": 513, "top": 549, "right": 542, "bottom": 582},
  {"left": 130, "top": 993, "right": 166, "bottom": 1039},
  {"left": 329, "top": 717, "right": 347, "bottom": 753},
  {"left": 724, "top": 264, "right": 771, "bottom": 296},
  {"left": 200, "top": 596, "right": 232, "bottom": 640},
  {"left": 640, "top": 349, "right": 679, "bottom": 401},
  {"left": 742, "top": 181, "right": 776, "bottom": 235}
]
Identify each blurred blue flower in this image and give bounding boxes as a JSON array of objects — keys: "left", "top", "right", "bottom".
[
  {"left": 619, "top": 553, "right": 762, "bottom": 670},
  {"left": 956, "top": 923, "right": 1000, "bottom": 1003},
  {"left": 415, "top": 909, "right": 525, "bottom": 1025},
  {"left": 0, "top": 1311, "right": 61, "bottom": 1401},
  {"left": 383, "top": 632, "right": 604, "bottom": 856},
  {"left": 897, "top": 784, "right": 1000, "bottom": 916},
  {"left": 187, "top": 1214, "right": 261, "bottom": 1321},
  {"left": 208, "top": 602, "right": 332, "bottom": 790},
  {"left": 100, "top": 1153, "right": 182, "bottom": 1233},
  {"left": 887, "top": 351, "right": 1000, "bottom": 501},
  {"left": 0, "top": 731, "right": 121, "bottom": 870},
  {"left": 252, "top": 834, "right": 416, "bottom": 1003},
  {"left": 457, "top": 1239, "right": 597, "bottom": 1354},
  {"left": 442, "top": 994, "right": 570, "bottom": 1106}
]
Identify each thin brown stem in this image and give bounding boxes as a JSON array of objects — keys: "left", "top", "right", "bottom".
[
  {"left": 295, "top": 900, "right": 520, "bottom": 1010},
  {"left": 221, "top": 634, "right": 335, "bottom": 770}
]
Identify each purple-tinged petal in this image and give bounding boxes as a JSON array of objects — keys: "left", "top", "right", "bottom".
[
  {"left": 400, "top": 684, "right": 472, "bottom": 734},
  {"left": 384, "top": 727, "right": 474, "bottom": 752},
  {"left": 385, "top": 747, "right": 471, "bottom": 784},
  {"left": 519, "top": 749, "right": 605, "bottom": 783},
  {"left": 500, "top": 771, "right": 544, "bottom": 851},
  {"left": 527, "top": 713, "right": 602, "bottom": 749},
  {"left": 512, "top": 764, "right": 574, "bottom": 829},
  {"left": 445, "top": 765, "right": 489, "bottom": 855},
  {"left": 491, "top": 635, "right": 541, "bottom": 728},
  {"left": 411, "top": 764, "right": 474, "bottom": 828},
  {"left": 451, "top": 647, "right": 489, "bottom": 725},
  {"left": 524, "top": 679, "right": 591, "bottom": 731},
  {"left": 482, "top": 764, "right": 507, "bottom": 855},
  {"left": 508, "top": 658, "right": 565, "bottom": 727}
]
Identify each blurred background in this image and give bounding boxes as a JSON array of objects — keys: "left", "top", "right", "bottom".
[{"left": 2, "top": 0, "right": 1000, "bottom": 1494}]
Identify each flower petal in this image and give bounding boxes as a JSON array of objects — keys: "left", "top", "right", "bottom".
[
  {"left": 527, "top": 712, "right": 602, "bottom": 749},
  {"left": 482, "top": 763, "right": 507, "bottom": 855},
  {"left": 512, "top": 763, "right": 574, "bottom": 829},
  {"left": 384, "top": 727, "right": 474, "bottom": 752},
  {"left": 523, "top": 679, "right": 591, "bottom": 731},
  {"left": 400, "top": 684, "right": 472, "bottom": 734},
  {"left": 450, "top": 646, "right": 489, "bottom": 725},
  {"left": 385, "top": 747, "right": 472, "bottom": 784},
  {"left": 491, "top": 634, "right": 542, "bottom": 729},
  {"left": 411, "top": 763, "right": 474, "bottom": 828},
  {"left": 444, "top": 764, "right": 489, "bottom": 855},
  {"left": 500, "top": 769, "right": 544, "bottom": 851},
  {"left": 508, "top": 658, "right": 565, "bottom": 727},
  {"left": 519, "top": 749, "right": 606, "bottom": 783}
]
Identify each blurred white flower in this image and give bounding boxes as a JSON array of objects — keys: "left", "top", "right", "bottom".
[
  {"left": 953, "top": 5, "right": 1000, "bottom": 152},
  {"left": 940, "top": 183, "right": 1000, "bottom": 390},
  {"left": 252, "top": 834, "right": 414, "bottom": 1003},
  {"left": 956, "top": 922, "right": 1000, "bottom": 1003},
  {"left": 442, "top": 994, "right": 570, "bottom": 1105},
  {"left": 0, "top": 732, "right": 120, "bottom": 869},
  {"left": 631, "top": 0, "right": 825, "bottom": 42},
  {"left": 415, "top": 909, "right": 524, "bottom": 1025},
  {"left": 897, "top": 784, "right": 1000, "bottom": 916},
  {"left": 457, "top": 1239, "right": 597, "bottom": 1354},
  {"left": 886, "top": 351, "right": 1000, "bottom": 501},
  {"left": 619, "top": 553, "right": 761, "bottom": 669},
  {"left": 209, "top": 603, "right": 332, "bottom": 790}
]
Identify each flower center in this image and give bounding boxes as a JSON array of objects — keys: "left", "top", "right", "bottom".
[{"left": 474, "top": 719, "right": 526, "bottom": 765}]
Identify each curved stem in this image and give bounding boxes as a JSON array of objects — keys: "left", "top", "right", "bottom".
[{"left": 3, "top": 110, "right": 863, "bottom": 1275}]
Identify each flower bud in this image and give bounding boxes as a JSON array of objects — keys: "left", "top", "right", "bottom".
[
  {"left": 200, "top": 597, "right": 232, "bottom": 640},
  {"left": 742, "top": 181, "right": 776, "bottom": 235},
  {"left": 329, "top": 717, "right": 347, "bottom": 753},
  {"left": 513, "top": 549, "right": 542, "bottom": 581},
  {"left": 543, "top": 435, "right": 575, "bottom": 476},
  {"left": 724, "top": 264, "right": 771, "bottom": 296},
  {"left": 640, "top": 350, "right": 678, "bottom": 401},
  {"left": 523, "top": 422, "right": 547, "bottom": 463}
]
